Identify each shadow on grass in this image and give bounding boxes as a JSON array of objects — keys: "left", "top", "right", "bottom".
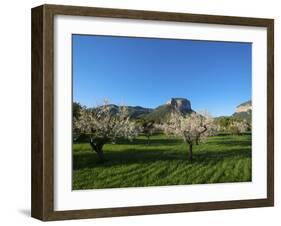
[
  {"left": 215, "top": 132, "right": 251, "bottom": 136},
  {"left": 73, "top": 145, "right": 251, "bottom": 171},
  {"left": 208, "top": 139, "right": 251, "bottom": 148},
  {"left": 74, "top": 138, "right": 182, "bottom": 147},
  {"left": 115, "top": 137, "right": 183, "bottom": 146}
]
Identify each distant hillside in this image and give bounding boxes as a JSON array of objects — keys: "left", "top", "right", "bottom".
[
  {"left": 232, "top": 100, "right": 252, "bottom": 122},
  {"left": 127, "top": 106, "right": 153, "bottom": 119},
  {"left": 92, "top": 98, "right": 193, "bottom": 122},
  {"left": 144, "top": 104, "right": 173, "bottom": 122},
  {"left": 93, "top": 104, "right": 153, "bottom": 119}
]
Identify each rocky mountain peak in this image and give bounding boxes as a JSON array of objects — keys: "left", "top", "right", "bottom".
[
  {"left": 235, "top": 100, "right": 252, "bottom": 113},
  {"left": 166, "top": 98, "right": 192, "bottom": 112}
]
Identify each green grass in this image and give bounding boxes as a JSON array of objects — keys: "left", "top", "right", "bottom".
[{"left": 73, "top": 134, "right": 251, "bottom": 190}]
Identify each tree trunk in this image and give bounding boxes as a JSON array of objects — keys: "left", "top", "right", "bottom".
[
  {"left": 188, "top": 143, "right": 193, "bottom": 161},
  {"left": 90, "top": 141, "right": 105, "bottom": 162},
  {"left": 96, "top": 148, "right": 105, "bottom": 162}
]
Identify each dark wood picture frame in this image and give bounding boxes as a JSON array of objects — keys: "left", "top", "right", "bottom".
[{"left": 31, "top": 4, "right": 274, "bottom": 221}]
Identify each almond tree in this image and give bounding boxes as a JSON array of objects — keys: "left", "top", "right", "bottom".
[
  {"left": 162, "top": 111, "right": 217, "bottom": 161},
  {"left": 139, "top": 120, "right": 156, "bottom": 145},
  {"left": 74, "top": 102, "right": 138, "bottom": 162}
]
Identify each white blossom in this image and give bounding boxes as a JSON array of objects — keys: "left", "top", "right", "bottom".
[
  {"left": 162, "top": 110, "right": 217, "bottom": 145},
  {"left": 74, "top": 101, "right": 138, "bottom": 143}
]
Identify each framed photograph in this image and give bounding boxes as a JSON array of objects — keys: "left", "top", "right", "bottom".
[{"left": 31, "top": 4, "right": 274, "bottom": 221}]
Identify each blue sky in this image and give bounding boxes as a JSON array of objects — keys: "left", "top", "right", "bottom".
[{"left": 72, "top": 35, "right": 251, "bottom": 117}]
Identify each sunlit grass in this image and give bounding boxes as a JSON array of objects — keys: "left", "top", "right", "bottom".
[{"left": 73, "top": 134, "right": 251, "bottom": 190}]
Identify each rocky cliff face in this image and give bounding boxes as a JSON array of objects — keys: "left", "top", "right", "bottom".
[
  {"left": 166, "top": 98, "right": 192, "bottom": 112},
  {"left": 235, "top": 100, "right": 252, "bottom": 113},
  {"left": 144, "top": 98, "right": 193, "bottom": 122},
  {"left": 232, "top": 100, "right": 252, "bottom": 122}
]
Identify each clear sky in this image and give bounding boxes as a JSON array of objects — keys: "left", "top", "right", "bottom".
[{"left": 72, "top": 34, "right": 252, "bottom": 117}]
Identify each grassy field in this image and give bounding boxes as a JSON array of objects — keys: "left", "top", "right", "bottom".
[{"left": 73, "top": 134, "right": 251, "bottom": 190}]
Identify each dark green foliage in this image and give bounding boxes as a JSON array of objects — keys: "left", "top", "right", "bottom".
[
  {"left": 215, "top": 116, "right": 233, "bottom": 129},
  {"left": 73, "top": 102, "right": 82, "bottom": 120},
  {"left": 215, "top": 116, "right": 251, "bottom": 132},
  {"left": 73, "top": 134, "right": 252, "bottom": 189}
]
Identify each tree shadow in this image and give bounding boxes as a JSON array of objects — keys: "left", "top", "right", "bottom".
[
  {"left": 210, "top": 139, "right": 251, "bottom": 147},
  {"left": 73, "top": 145, "right": 251, "bottom": 171},
  {"left": 115, "top": 137, "right": 182, "bottom": 146},
  {"left": 193, "top": 148, "right": 251, "bottom": 163},
  {"left": 73, "top": 147, "right": 182, "bottom": 170}
]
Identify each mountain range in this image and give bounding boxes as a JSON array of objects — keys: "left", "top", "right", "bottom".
[{"left": 93, "top": 98, "right": 251, "bottom": 122}]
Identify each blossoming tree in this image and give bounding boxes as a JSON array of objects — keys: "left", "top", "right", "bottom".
[
  {"left": 138, "top": 119, "right": 157, "bottom": 145},
  {"left": 74, "top": 102, "right": 138, "bottom": 162},
  {"left": 162, "top": 111, "right": 217, "bottom": 161}
]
